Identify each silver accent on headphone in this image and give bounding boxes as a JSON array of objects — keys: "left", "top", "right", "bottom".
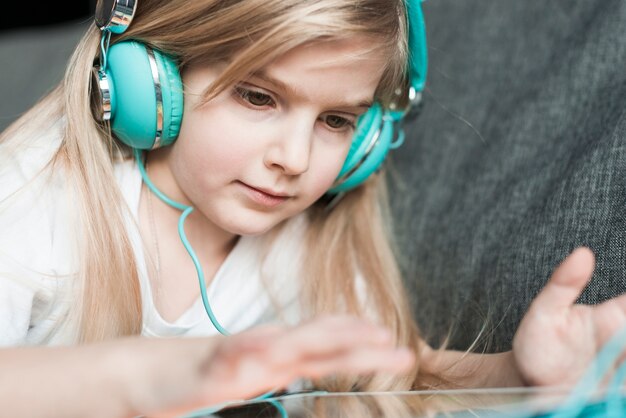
[
  {"left": 91, "top": 67, "right": 112, "bottom": 121},
  {"left": 95, "top": 0, "right": 138, "bottom": 34},
  {"left": 390, "top": 88, "right": 424, "bottom": 145},
  {"left": 145, "top": 46, "right": 164, "bottom": 149},
  {"left": 405, "top": 87, "right": 423, "bottom": 118}
]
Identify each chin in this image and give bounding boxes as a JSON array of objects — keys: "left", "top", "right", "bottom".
[{"left": 219, "top": 212, "right": 284, "bottom": 237}]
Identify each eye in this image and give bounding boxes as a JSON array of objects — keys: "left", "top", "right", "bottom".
[
  {"left": 321, "top": 114, "right": 355, "bottom": 131},
  {"left": 234, "top": 86, "right": 275, "bottom": 108}
]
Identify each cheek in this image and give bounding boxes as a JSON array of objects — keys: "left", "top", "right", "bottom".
[
  {"left": 308, "top": 139, "right": 352, "bottom": 193},
  {"left": 173, "top": 105, "right": 256, "bottom": 178}
]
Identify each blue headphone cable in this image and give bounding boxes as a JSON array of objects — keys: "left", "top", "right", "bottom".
[
  {"left": 134, "top": 149, "right": 230, "bottom": 335},
  {"left": 134, "top": 149, "right": 280, "bottom": 408}
]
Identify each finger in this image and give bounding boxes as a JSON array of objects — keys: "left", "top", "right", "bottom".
[
  {"left": 218, "top": 324, "right": 286, "bottom": 351},
  {"left": 294, "top": 346, "right": 416, "bottom": 379},
  {"left": 202, "top": 345, "right": 413, "bottom": 405},
  {"left": 262, "top": 345, "right": 414, "bottom": 390},
  {"left": 194, "top": 325, "right": 413, "bottom": 410},
  {"left": 266, "top": 317, "right": 395, "bottom": 365},
  {"left": 206, "top": 317, "right": 396, "bottom": 381},
  {"left": 530, "top": 247, "right": 595, "bottom": 314}
]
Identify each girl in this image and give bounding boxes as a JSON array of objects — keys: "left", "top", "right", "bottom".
[{"left": 0, "top": 0, "right": 624, "bottom": 416}]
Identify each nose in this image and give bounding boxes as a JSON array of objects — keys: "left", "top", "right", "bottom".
[{"left": 263, "top": 114, "right": 313, "bottom": 175}]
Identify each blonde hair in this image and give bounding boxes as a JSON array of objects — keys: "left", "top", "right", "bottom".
[
  {"left": 1, "top": 0, "right": 429, "bottom": 389},
  {"left": 304, "top": 178, "right": 426, "bottom": 392}
]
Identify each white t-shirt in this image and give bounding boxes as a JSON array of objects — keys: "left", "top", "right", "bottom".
[{"left": 0, "top": 121, "right": 302, "bottom": 346}]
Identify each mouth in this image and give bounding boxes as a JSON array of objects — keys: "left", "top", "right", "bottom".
[{"left": 237, "top": 181, "right": 292, "bottom": 208}]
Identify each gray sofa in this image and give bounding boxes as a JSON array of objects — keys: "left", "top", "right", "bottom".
[
  {"left": 1, "top": 0, "right": 624, "bottom": 352},
  {"left": 392, "top": 0, "right": 626, "bottom": 351}
]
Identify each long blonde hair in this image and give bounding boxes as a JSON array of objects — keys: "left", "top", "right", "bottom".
[{"left": 1, "top": 0, "right": 427, "bottom": 389}]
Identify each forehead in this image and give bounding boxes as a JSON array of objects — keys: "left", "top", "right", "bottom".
[
  {"left": 269, "top": 36, "right": 387, "bottom": 75},
  {"left": 185, "top": 35, "right": 393, "bottom": 108},
  {"left": 280, "top": 36, "right": 387, "bottom": 64},
  {"left": 257, "top": 37, "right": 388, "bottom": 105}
]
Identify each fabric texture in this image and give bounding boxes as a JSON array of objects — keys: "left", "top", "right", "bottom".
[{"left": 390, "top": 0, "right": 626, "bottom": 351}]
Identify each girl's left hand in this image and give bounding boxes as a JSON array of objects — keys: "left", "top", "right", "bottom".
[{"left": 512, "top": 247, "right": 626, "bottom": 386}]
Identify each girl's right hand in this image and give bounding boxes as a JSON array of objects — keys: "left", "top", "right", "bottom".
[{"left": 129, "top": 315, "right": 415, "bottom": 417}]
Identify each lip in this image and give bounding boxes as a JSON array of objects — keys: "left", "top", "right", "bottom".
[{"left": 237, "top": 181, "right": 292, "bottom": 208}]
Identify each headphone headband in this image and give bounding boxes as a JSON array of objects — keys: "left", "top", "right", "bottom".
[{"left": 406, "top": 0, "right": 428, "bottom": 93}]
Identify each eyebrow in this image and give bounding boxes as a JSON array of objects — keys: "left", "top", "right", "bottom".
[{"left": 250, "top": 70, "right": 374, "bottom": 110}]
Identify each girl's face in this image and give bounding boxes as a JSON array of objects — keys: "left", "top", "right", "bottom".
[{"left": 162, "top": 37, "right": 387, "bottom": 236}]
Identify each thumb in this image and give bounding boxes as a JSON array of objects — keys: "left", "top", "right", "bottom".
[{"left": 530, "top": 247, "right": 595, "bottom": 314}]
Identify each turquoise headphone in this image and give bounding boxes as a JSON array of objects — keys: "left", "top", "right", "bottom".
[{"left": 92, "top": 0, "right": 428, "bottom": 194}]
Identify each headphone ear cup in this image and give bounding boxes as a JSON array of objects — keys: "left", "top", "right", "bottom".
[
  {"left": 337, "top": 103, "right": 382, "bottom": 179},
  {"left": 153, "top": 49, "right": 183, "bottom": 146},
  {"left": 105, "top": 41, "right": 183, "bottom": 149},
  {"left": 328, "top": 103, "right": 393, "bottom": 193}
]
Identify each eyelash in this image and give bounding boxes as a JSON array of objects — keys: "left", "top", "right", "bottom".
[
  {"left": 233, "top": 85, "right": 356, "bottom": 132},
  {"left": 233, "top": 85, "right": 276, "bottom": 108}
]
